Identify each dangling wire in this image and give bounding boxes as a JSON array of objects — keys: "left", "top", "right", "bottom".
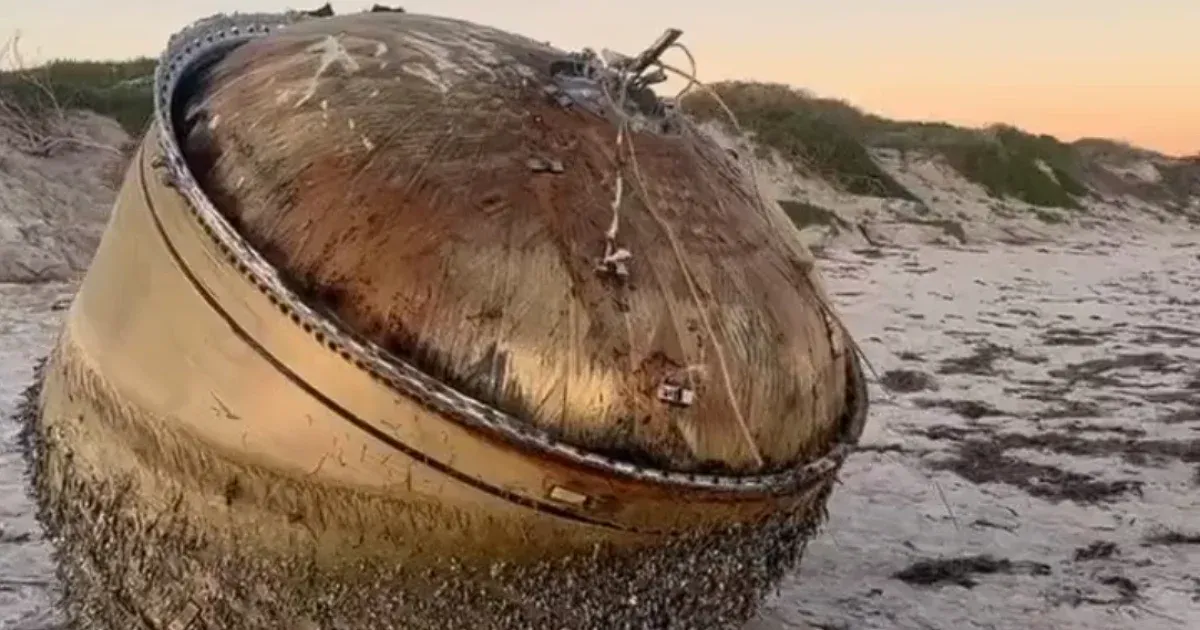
[
  {"left": 593, "top": 34, "right": 766, "bottom": 468},
  {"left": 653, "top": 44, "right": 883, "bottom": 386}
]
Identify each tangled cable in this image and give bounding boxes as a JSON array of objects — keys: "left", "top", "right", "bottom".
[{"left": 582, "top": 31, "right": 883, "bottom": 468}]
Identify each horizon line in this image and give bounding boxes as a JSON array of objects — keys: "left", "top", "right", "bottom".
[{"left": 2, "top": 34, "right": 1196, "bottom": 159}]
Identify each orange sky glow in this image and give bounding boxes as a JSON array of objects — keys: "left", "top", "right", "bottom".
[{"left": 5, "top": 0, "right": 1197, "bottom": 155}]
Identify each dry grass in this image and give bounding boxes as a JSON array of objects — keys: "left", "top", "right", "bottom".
[
  {"left": 0, "top": 34, "right": 65, "bottom": 154},
  {"left": 0, "top": 32, "right": 152, "bottom": 156}
]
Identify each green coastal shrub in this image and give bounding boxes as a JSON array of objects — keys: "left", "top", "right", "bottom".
[
  {"left": 682, "top": 82, "right": 1099, "bottom": 211},
  {"left": 943, "top": 126, "right": 1086, "bottom": 208},
  {"left": 682, "top": 82, "right": 916, "bottom": 200},
  {"left": 1, "top": 57, "right": 156, "bottom": 135}
]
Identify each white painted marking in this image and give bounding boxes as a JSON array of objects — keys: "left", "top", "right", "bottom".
[{"left": 295, "top": 35, "right": 361, "bottom": 108}]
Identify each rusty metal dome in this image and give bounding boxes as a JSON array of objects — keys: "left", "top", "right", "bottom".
[{"left": 164, "top": 11, "right": 864, "bottom": 476}]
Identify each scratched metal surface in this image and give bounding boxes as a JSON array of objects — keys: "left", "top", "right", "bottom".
[{"left": 162, "top": 11, "right": 863, "bottom": 478}]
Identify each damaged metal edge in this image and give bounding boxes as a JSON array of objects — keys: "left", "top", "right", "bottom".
[{"left": 151, "top": 12, "right": 869, "bottom": 494}]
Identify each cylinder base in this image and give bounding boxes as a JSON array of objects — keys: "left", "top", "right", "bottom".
[{"left": 19, "top": 352, "right": 832, "bottom": 629}]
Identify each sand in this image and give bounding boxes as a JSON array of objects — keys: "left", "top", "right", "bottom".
[
  {"left": 0, "top": 112, "right": 129, "bottom": 284},
  {"left": 2, "top": 228, "right": 1197, "bottom": 629},
  {"left": 752, "top": 233, "right": 1200, "bottom": 630}
]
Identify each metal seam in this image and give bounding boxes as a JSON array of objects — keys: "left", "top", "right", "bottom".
[{"left": 151, "top": 12, "right": 865, "bottom": 494}]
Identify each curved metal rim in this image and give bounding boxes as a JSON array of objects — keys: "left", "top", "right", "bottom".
[{"left": 151, "top": 12, "right": 869, "bottom": 494}]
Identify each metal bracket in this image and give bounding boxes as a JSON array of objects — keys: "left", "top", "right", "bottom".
[{"left": 657, "top": 383, "right": 696, "bottom": 407}]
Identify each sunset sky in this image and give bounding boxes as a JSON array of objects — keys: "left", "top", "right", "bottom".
[{"left": 5, "top": 0, "right": 1198, "bottom": 155}]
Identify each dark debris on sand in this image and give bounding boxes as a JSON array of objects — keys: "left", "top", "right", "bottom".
[
  {"left": 937, "top": 343, "right": 1013, "bottom": 377},
  {"left": 1073, "top": 541, "right": 1119, "bottom": 561},
  {"left": 928, "top": 439, "right": 1144, "bottom": 504},
  {"left": 912, "top": 398, "right": 1004, "bottom": 420},
  {"left": 1039, "top": 327, "right": 1113, "bottom": 347},
  {"left": 878, "top": 369, "right": 939, "bottom": 394},
  {"left": 1143, "top": 528, "right": 1200, "bottom": 547},
  {"left": 893, "top": 554, "right": 1051, "bottom": 589},
  {"left": 1053, "top": 574, "right": 1142, "bottom": 608},
  {"left": 1049, "top": 352, "right": 1186, "bottom": 387},
  {"left": 982, "top": 431, "right": 1200, "bottom": 468},
  {"left": 920, "top": 415, "right": 1199, "bottom": 502},
  {"left": 936, "top": 342, "right": 1045, "bottom": 377}
]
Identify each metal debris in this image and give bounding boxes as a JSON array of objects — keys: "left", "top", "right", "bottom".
[{"left": 547, "top": 30, "right": 681, "bottom": 121}]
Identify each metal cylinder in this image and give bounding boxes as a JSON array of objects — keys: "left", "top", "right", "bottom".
[{"left": 24, "top": 10, "right": 869, "bottom": 630}]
